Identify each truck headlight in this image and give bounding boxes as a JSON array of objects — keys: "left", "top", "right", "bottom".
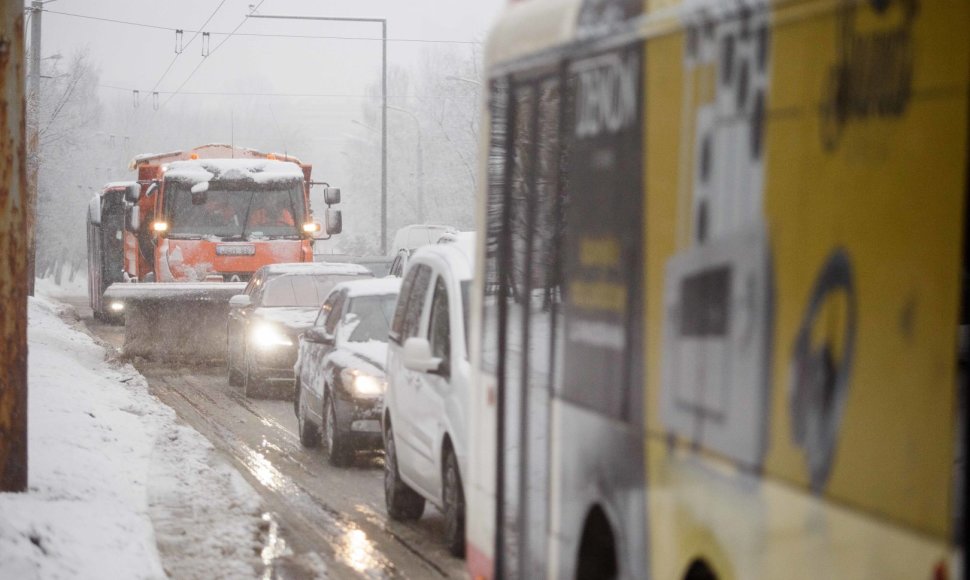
[
  {"left": 251, "top": 323, "right": 293, "bottom": 349},
  {"left": 342, "top": 369, "right": 385, "bottom": 397},
  {"left": 109, "top": 301, "right": 125, "bottom": 312}
]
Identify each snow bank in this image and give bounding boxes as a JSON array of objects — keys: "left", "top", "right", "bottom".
[
  {"left": 35, "top": 272, "right": 87, "bottom": 300},
  {"left": 0, "top": 297, "right": 265, "bottom": 579}
]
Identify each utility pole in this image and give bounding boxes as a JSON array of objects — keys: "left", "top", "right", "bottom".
[
  {"left": 380, "top": 19, "right": 387, "bottom": 253},
  {"left": 25, "top": 0, "right": 40, "bottom": 296},
  {"left": 247, "top": 12, "right": 388, "bottom": 253},
  {"left": 0, "top": 0, "right": 30, "bottom": 492}
]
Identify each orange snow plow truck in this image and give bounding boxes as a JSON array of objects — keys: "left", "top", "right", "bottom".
[{"left": 102, "top": 144, "right": 342, "bottom": 361}]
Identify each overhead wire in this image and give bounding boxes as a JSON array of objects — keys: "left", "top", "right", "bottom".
[
  {"left": 43, "top": 8, "right": 481, "bottom": 44},
  {"left": 159, "top": 0, "right": 269, "bottom": 109},
  {"left": 142, "top": 0, "right": 230, "bottom": 106},
  {"left": 97, "top": 83, "right": 472, "bottom": 101}
]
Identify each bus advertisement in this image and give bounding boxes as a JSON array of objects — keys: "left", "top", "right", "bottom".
[{"left": 467, "top": 0, "right": 969, "bottom": 578}]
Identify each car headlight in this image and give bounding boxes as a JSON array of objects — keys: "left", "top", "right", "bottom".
[
  {"left": 341, "top": 369, "right": 385, "bottom": 397},
  {"left": 251, "top": 323, "right": 293, "bottom": 349}
]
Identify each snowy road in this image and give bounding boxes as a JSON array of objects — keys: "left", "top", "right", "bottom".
[{"left": 65, "top": 296, "right": 465, "bottom": 580}]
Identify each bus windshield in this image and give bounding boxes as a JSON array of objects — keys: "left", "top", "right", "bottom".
[{"left": 164, "top": 180, "right": 306, "bottom": 240}]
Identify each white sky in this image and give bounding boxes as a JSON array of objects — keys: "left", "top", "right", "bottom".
[{"left": 38, "top": 0, "right": 503, "bottom": 186}]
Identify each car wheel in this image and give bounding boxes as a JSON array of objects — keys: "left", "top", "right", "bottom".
[
  {"left": 324, "top": 394, "right": 352, "bottom": 466},
  {"left": 443, "top": 447, "right": 466, "bottom": 557},
  {"left": 243, "top": 350, "right": 262, "bottom": 398},
  {"left": 384, "top": 424, "right": 425, "bottom": 521},
  {"left": 297, "top": 385, "right": 319, "bottom": 448},
  {"left": 227, "top": 337, "right": 242, "bottom": 386}
]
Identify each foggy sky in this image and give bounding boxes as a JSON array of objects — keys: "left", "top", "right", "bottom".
[{"left": 38, "top": 0, "right": 502, "bottom": 193}]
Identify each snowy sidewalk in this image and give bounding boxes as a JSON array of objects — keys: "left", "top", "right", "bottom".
[{"left": 0, "top": 297, "right": 268, "bottom": 579}]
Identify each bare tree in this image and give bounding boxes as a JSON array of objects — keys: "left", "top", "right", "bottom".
[{"left": 35, "top": 50, "right": 107, "bottom": 283}]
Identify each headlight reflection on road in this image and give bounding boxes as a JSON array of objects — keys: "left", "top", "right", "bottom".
[
  {"left": 259, "top": 512, "right": 290, "bottom": 580},
  {"left": 338, "top": 527, "right": 379, "bottom": 573},
  {"left": 244, "top": 449, "right": 285, "bottom": 491}
]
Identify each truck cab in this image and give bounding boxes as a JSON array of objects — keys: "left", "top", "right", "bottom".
[{"left": 124, "top": 144, "right": 341, "bottom": 283}]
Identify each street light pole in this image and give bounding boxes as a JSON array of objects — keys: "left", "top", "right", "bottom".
[
  {"left": 387, "top": 106, "right": 424, "bottom": 224},
  {"left": 247, "top": 13, "right": 388, "bottom": 253}
]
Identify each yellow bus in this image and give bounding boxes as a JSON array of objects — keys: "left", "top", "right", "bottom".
[{"left": 466, "top": 0, "right": 969, "bottom": 578}]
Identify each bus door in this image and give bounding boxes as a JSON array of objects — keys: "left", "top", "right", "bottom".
[
  {"left": 490, "top": 66, "right": 563, "bottom": 579},
  {"left": 100, "top": 190, "right": 126, "bottom": 288}
]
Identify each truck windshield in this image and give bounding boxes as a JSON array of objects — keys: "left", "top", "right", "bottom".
[{"left": 164, "top": 181, "right": 306, "bottom": 239}]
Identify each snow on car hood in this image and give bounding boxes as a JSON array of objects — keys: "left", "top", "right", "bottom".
[
  {"left": 254, "top": 307, "right": 319, "bottom": 333},
  {"left": 330, "top": 340, "right": 388, "bottom": 373}
]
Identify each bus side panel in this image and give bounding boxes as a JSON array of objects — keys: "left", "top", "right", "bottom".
[
  {"left": 87, "top": 220, "right": 102, "bottom": 316},
  {"left": 763, "top": 0, "right": 968, "bottom": 538},
  {"left": 645, "top": 0, "right": 969, "bottom": 578}
]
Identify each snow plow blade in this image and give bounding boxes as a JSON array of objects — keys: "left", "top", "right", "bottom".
[{"left": 103, "top": 282, "right": 246, "bottom": 362}]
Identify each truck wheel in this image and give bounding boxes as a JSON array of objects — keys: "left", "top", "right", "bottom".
[
  {"left": 443, "top": 447, "right": 466, "bottom": 557},
  {"left": 324, "top": 394, "right": 352, "bottom": 466},
  {"left": 384, "top": 425, "right": 425, "bottom": 520},
  {"left": 297, "top": 385, "right": 319, "bottom": 448}
]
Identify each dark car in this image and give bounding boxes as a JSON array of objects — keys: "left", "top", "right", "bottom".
[
  {"left": 294, "top": 277, "right": 401, "bottom": 466},
  {"left": 227, "top": 262, "right": 372, "bottom": 397}
]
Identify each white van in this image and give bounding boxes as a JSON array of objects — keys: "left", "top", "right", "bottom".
[
  {"left": 382, "top": 239, "right": 473, "bottom": 557},
  {"left": 388, "top": 225, "right": 458, "bottom": 257}
]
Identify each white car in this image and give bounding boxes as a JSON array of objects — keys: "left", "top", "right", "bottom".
[{"left": 382, "top": 239, "right": 473, "bottom": 557}]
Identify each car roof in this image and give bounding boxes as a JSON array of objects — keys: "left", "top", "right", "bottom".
[
  {"left": 408, "top": 241, "right": 474, "bottom": 282},
  {"left": 314, "top": 254, "right": 393, "bottom": 264},
  {"left": 260, "top": 262, "right": 372, "bottom": 276},
  {"left": 332, "top": 277, "right": 402, "bottom": 298}
]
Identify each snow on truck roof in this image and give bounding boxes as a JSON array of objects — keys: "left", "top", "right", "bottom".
[
  {"left": 130, "top": 144, "right": 304, "bottom": 168},
  {"left": 102, "top": 180, "right": 138, "bottom": 191},
  {"left": 333, "top": 277, "right": 402, "bottom": 298},
  {"left": 261, "top": 262, "right": 372, "bottom": 276},
  {"left": 164, "top": 158, "right": 304, "bottom": 185}
]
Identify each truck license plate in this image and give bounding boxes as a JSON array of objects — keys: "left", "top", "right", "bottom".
[{"left": 216, "top": 244, "right": 256, "bottom": 256}]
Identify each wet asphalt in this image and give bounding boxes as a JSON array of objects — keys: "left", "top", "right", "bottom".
[{"left": 63, "top": 295, "right": 465, "bottom": 580}]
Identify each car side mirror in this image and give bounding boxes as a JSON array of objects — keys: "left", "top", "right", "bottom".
[
  {"left": 304, "top": 327, "right": 334, "bottom": 345},
  {"left": 229, "top": 294, "right": 252, "bottom": 309},
  {"left": 323, "top": 187, "right": 341, "bottom": 205},
  {"left": 125, "top": 183, "right": 141, "bottom": 203},
  {"left": 325, "top": 209, "right": 342, "bottom": 235},
  {"left": 402, "top": 337, "right": 441, "bottom": 373}
]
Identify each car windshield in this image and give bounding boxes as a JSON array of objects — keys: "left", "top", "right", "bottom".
[
  {"left": 261, "top": 274, "right": 370, "bottom": 307},
  {"left": 164, "top": 180, "right": 306, "bottom": 239},
  {"left": 345, "top": 294, "right": 398, "bottom": 343}
]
